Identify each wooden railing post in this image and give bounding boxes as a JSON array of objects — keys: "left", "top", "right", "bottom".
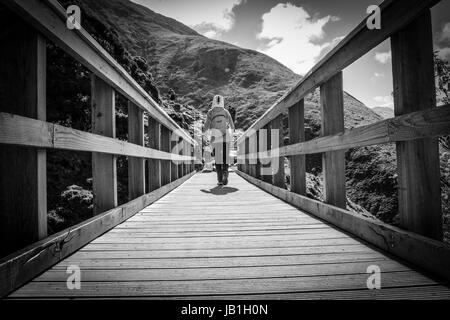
[
  {"left": 186, "top": 141, "right": 191, "bottom": 174},
  {"left": 91, "top": 76, "right": 118, "bottom": 214},
  {"left": 249, "top": 132, "right": 257, "bottom": 178},
  {"left": 171, "top": 134, "right": 179, "bottom": 182},
  {"left": 240, "top": 141, "right": 245, "bottom": 172},
  {"left": 272, "top": 115, "right": 285, "bottom": 189},
  {"left": 178, "top": 138, "right": 184, "bottom": 178},
  {"left": 262, "top": 124, "right": 273, "bottom": 184},
  {"left": 245, "top": 137, "right": 250, "bottom": 174},
  {"left": 160, "top": 126, "right": 171, "bottom": 186},
  {"left": 128, "top": 101, "right": 145, "bottom": 199},
  {"left": 288, "top": 100, "right": 306, "bottom": 195},
  {"left": 391, "top": 10, "right": 442, "bottom": 240},
  {"left": 256, "top": 130, "right": 261, "bottom": 180},
  {"left": 147, "top": 117, "right": 161, "bottom": 192},
  {"left": 320, "top": 72, "right": 346, "bottom": 208},
  {"left": 0, "top": 24, "right": 47, "bottom": 257}
]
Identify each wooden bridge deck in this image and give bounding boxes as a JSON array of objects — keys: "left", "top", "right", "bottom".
[{"left": 8, "top": 172, "right": 450, "bottom": 299}]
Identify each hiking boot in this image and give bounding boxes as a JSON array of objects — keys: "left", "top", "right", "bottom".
[{"left": 223, "top": 171, "right": 229, "bottom": 185}]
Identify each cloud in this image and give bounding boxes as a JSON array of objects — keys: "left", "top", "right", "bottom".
[
  {"left": 373, "top": 95, "right": 394, "bottom": 108},
  {"left": 374, "top": 51, "right": 391, "bottom": 64},
  {"left": 370, "top": 72, "right": 385, "bottom": 81},
  {"left": 441, "top": 23, "right": 450, "bottom": 42},
  {"left": 436, "top": 47, "right": 450, "bottom": 61},
  {"left": 256, "top": 3, "right": 339, "bottom": 75},
  {"left": 132, "top": 0, "right": 241, "bottom": 38}
]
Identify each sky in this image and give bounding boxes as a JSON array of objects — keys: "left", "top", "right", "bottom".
[{"left": 132, "top": 0, "right": 450, "bottom": 109}]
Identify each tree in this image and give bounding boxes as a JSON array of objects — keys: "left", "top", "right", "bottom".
[{"left": 435, "top": 51, "right": 450, "bottom": 151}]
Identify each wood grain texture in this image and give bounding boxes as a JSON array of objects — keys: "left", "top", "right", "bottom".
[
  {"left": 91, "top": 75, "right": 117, "bottom": 214},
  {"left": 0, "top": 113, "right": 193, "bottom": 161},
  {"left": 262, "top": 125, "right": 273, "bottom": 184},
  {"left": 271, "top": 115, "right": 285, "bottom": 188},
  {"left": 2, "top": 0, "right": 195, "bottom": 144},
  {"left": 8, "top": 172, "right": 449, "bottom": 299},
  {"left": 244, "top": 137, "right": 250, "bottom": 174},
  {"left": 320, "top": 72, "right": 346, "bottom": 208},
  {"left": 170, "top": 136, "right": 179, "bottom": 182},
  {"left": 391, "top": 10, "right": 442, "bottom": 240},
  {"left": 128, "top": 102, "right": 145, "bottom": 199},
  {"left": 237, "top": 170, "right": 450, "bottom": 283},
  {"left": 147, "top": 117, "right": 161, "bottom": 192},
  {"left": 160, "top": 126, "right": 171, "bottom": 186},
  {"left": 0, "top": 171, "right": 195, "bottom": 298},
  {"left": 247, "top": 105, "right": 450, "bottom": 160},
  {"left": 0, "top": 25, "right": 47, "bottom": 257},
  {"left": 288, "top": 100, "right": 306, "bottom": 195}
]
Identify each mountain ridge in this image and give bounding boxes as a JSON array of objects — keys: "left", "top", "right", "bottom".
[{"left": 68, "top": 0, "right": 381, "bottom": 130}]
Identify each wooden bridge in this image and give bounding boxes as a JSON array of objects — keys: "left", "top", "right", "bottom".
[{"left": 1, "top": 0, "right": 450, "bottom": 299}]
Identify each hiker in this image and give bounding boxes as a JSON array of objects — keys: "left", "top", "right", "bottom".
[{"left": 203, "top": 95, "right": 235, "bottom": 186}]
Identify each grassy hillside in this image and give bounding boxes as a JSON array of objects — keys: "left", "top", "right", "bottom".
[{"left": 68, "top": 0, "right": 383, "bottom": 131}]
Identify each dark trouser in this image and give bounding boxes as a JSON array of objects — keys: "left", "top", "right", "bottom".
[
  {"left": 214, "top": 140, "right": 230, "bottom": 183},
  {"left": 216, "top": 163, "right": 229, "bottom": 183}
]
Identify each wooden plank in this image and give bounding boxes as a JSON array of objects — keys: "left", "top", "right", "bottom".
[
  {"left": 237, "top": 170, "right": 450, "bottom": 282},
  {"left": 147, "top": 117, "right": 161, "bottom": 192},
  {"left": 91, "top": 75, "right": 117, "bottom": 214},
  {"left": 56, "top": 251, "right": 387, "bottom": 267},
  {"left": 244, "top": 137, "right": 250, "bottom": 174},
  {"left": 391, "top": 10, "right": 442, "bottom": 240},
  {"left": 91, "top": 233, "right": 348, "bottom": 243},
  {"left": 0, "top": 23, "right": 47, "bottom": 257},
  {"left": 170, "top": 135, "right": 179, "bottom": 182},
  {"left": 248, "top": 132, "right": 257, "bottom": 177},
  {"left": 2, "top": 0, "right": 195, "bottom": 145},
  {"left": 36, "top": 261, "right": 409, "bottom": 282},
  {"left": 237, "top": 0, "right": 441, "bottom": 143},
  {"left": 60, "top": 244, "right": 373, "bottom": 260},
  {"left": 320, "top": 72, "right": 346, "bottom": 208},
  {"left": 0, "top": 171, "right": 196, "bottom": 298},
  {"left": 54, "top": 123, "right": 191, "bottom": 161},
  {"left": 178, "top": 139, "right": 184, "bottom": 178},
  {"left": 288, "top": 100, "right": 306, "bottom": 195},
  {"left": 160, "top": 126, "right": 171, "bottom": 186},
  {"left": 272, "top": 115, "right": 285, "bottom": 188},
  {"left": 128, "top": 101, "right": 145, "bottom": 199},
  {"left": 9, "top": 271, "right": 437, "bottom": 298},
  {"left": 0, "top": 115, "right": 193, "bottom": 162},
  {"left": 255, "top": 130, "right": 261, "bottom": 179},
  {"left": 158, "top": 286, "right": 450, "bottom": 300},
  {"left": 262, "top": 125, "right": 272, "bottom": 184},
  {"left": 259, "top": 104, "right": 450, "bottom": 158}
]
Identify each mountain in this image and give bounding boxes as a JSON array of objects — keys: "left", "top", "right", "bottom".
[
  {"left": 372, "top": 106, "right": 394, "bottom": 119},
  {"left": 65, "top": 0, "right": 382, "bottom": 130}
]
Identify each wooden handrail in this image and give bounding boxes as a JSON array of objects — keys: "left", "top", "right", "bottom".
[
  {"left": 0, "top": 113, "right": 194, "bottom": 161},
  {"left": 243, "top": 105, "right": 450, "bottom": 159},
  {"left": 2, "top": 0, "right": 196, "bottom": 145},
  {"left": 237, "top": 0, "right": 440, "bottom": 144}
]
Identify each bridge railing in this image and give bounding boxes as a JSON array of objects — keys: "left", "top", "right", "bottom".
[
  {"left": 0, "top": 0, "right": 197, "bottom": 297},
  {"left": 236, "top": 0, "right": 450, "bottom": 281}
]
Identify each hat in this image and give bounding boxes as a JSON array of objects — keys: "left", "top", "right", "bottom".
[{"left": 212, "top": 95, "right": 224, "bottom": 108}]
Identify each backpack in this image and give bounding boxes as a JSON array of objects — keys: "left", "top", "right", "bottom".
[{"left": 209, "top": 107, "right": 229, "bottom": 135}]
